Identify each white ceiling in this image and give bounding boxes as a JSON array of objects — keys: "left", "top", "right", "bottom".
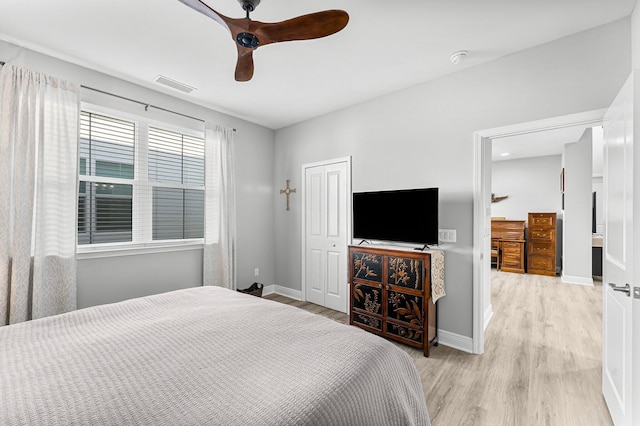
[{"left": 0, "top": 0, "right": 635, "bottom": 129}]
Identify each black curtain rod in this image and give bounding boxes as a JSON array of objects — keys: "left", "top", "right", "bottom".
[{"left": 80, "top": 85, "right": 236, "bottom": 131}]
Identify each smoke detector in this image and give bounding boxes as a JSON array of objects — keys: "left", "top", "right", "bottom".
[{"left": 449, "top": 50, "right": 468, "bottom": 65}]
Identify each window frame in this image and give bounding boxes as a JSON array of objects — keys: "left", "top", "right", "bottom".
[{"left": 77, "top": 103, "right": 206, "bottom": 259}]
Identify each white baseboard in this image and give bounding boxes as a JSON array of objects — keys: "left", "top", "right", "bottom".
[
  {"left": 484, "top": 304, "right": 494, "bottom": 331},
  {"left": 438, "top": 330, "right": 474, "bottom": 354},
  {"left": 262, "top": 284, "right": 276, "bottom": 296},
  {"left": 262, "top": 285, "right": 303, "bottom": 301},
  {"left": 561, "top": 274, "right": 594, "bottom": 286}
]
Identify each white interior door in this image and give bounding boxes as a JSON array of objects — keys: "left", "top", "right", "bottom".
[
  {"left": 304, "top": 159, "right": 350, "bottom": 313},
  {"left": 602, "top": 75, "right": 636, "bottom": 425}
]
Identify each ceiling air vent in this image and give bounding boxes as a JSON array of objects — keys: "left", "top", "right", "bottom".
[{"left": 154, "top": 75, "right": 196, "bottom": 93}]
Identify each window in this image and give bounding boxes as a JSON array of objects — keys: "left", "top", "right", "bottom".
[
  {"left": 78, "top": 112, "right": 135, "bottom": 244},
  {"left": 149, "top": 126, "right": 205, "bottom": 240},
  {"left": 78, "top": 110, "right": 205, "bottom": 248}
]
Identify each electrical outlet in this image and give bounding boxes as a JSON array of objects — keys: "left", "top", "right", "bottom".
[
  {"left": 254, "top": 268, "right": 260, "bottom": 277},
  {"left": 439, "top": 229, "right": 457, "bottom": 243}
]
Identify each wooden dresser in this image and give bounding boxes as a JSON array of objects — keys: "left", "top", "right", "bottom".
[
  {"left": 527, "top": 212, "right": 557, "bottom": 276},
  {"left": 349, "top": 246, "right": 437, "bottom": 357},
  {"left": 491, "top": 220, "right": 526, "bottom": 273}
]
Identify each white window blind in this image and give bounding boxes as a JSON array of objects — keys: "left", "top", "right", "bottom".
[
  {"left": 78, "top": 110, "right": 205, "bottom": 247},
  {"left": 78, "top": 111, "right": 135, "bottom": 244},
  {"left": 148, "top": 127, "right": 205, "bottom": 240}
]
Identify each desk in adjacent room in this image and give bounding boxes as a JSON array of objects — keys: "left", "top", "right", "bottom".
[{"left": 491, "top": 219, "right": 526, "bottom": 274}]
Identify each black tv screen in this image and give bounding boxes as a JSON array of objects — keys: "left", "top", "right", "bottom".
[{"left": 352, "top": 187, "right": 439, "bottom": 245}]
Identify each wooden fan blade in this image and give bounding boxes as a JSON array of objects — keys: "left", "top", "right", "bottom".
[
  {"left": 177, "top": 0, "right": 232, "bottom": 32},
  {"left": 235, "top": 47, "right": 255, "bottom": 81},
  {"left": 255, "top": 10, "right": 349, "bottom": 45},
  {"left": 178, "top": 3, "right": 349, "bottom": 81}
]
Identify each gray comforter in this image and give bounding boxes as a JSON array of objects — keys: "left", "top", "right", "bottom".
[{"left": 0, "top": 286, "right": 430, "bottom": 425}]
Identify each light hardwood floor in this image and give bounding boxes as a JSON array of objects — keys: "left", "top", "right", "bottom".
[{"left": 266, "top": 271, "right": 612, "bottom": 426}]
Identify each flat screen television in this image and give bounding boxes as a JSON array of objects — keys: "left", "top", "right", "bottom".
[{"left": 352, "top": 187, "right": 439, "bottom": 245}]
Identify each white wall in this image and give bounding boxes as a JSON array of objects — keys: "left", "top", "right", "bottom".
[
  {"left": 0, "top": 40, "right": 276, "bottom": 308},
  {"left": 562, "top": 129, "right": 594, "bottom": 284},
  {"left": 593, "top": 177, "right": 604, "bottom": 233},
  {"left": 492, "top": 155, "right": 563, "bottom": 221},
  {"left": 592, "top": 125, "right": 604, "bottom": 234},
  {"left": 273, "top": 19, "right": 631, "bottom": 339}
]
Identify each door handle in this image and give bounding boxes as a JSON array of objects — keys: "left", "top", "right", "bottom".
[{"left": 608, "top": 283, "right": 631, "bottom": 297}]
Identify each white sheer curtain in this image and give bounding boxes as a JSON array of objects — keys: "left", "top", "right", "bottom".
[
  {"left": 0, "top": 65, "right": 79, "bottom": 326},
  {"left": 203, "top": 124, "right": 236, "bottom": 289}
]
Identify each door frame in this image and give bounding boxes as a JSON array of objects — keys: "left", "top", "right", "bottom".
[
  {"left": 472, "top": 109, "right": 606, "bottom": 354},
  {"left": 300, "top": 156, "right": 352, "bottom": 304}
]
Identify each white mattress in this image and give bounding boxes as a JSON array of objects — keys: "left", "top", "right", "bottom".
[{"left": 0, "top": 286, "right": 430, "bottom": 425}]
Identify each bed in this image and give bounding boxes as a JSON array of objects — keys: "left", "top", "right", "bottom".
[{"left": 1, "top": 286, "right": 430, "bottom": 425}]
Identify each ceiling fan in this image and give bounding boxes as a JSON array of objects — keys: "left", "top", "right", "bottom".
[{"left": 178, "top": 0, "right": 349, "bottom": 82}]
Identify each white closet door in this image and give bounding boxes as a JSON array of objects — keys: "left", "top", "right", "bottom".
[{"left": 304, "top": 159, "right": 349, "bottom": 313}]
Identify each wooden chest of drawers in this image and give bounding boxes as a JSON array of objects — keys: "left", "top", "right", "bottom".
[{"left": 527, "top": 212, "right": 557, "bottom": 276}]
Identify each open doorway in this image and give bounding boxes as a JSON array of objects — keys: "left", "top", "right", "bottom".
[{"left": 472, "top": 109, "right": 606, "bottom": 354}]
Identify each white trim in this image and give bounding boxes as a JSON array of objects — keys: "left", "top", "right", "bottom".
[
  {"left": 472, "top": 132, "right": 487, "bottom": 355},
  {"left": 484, "top": 304, "right": 494, "bottom": 331},
  {"left": 301, "top": 156, "right": 353, "bottom": 170},
  {"left": 472, "top": 109, "right": 606, "bottom": 355},
  {"left": 561, "top": 275, "right": 594, "bottom": 286},
  {"left": 262, "top": 285, "right": 276, "bottom": 297},
  {"left": 81, "top": 102, "right": 204, "bottom": 135},
  {"left": 262, "top": 285, "right": 303, "bottom": 301},
  {"left": 477, "top": 109, "right": 607, "bottom": 139},
  {"left": 77, "top": 240, "right": 203, "bottom": 259},
  {"left": 300, "top": 156, "right": 353, "bottom": 305},
  {"left": 438, "top": 330, "right": 474, "bottom": 354}
]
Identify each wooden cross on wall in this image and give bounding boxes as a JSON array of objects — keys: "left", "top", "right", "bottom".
[{"left": 280, "top": 179, "right": 296, "bottom": 211}]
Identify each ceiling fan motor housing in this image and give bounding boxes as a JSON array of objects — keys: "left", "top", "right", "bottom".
[
  {"left": 237, "top": 32, "right": 259, "bottom": 48},
  {"left": 238, "top": 0, "right": 260, "bottom": 11}
]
